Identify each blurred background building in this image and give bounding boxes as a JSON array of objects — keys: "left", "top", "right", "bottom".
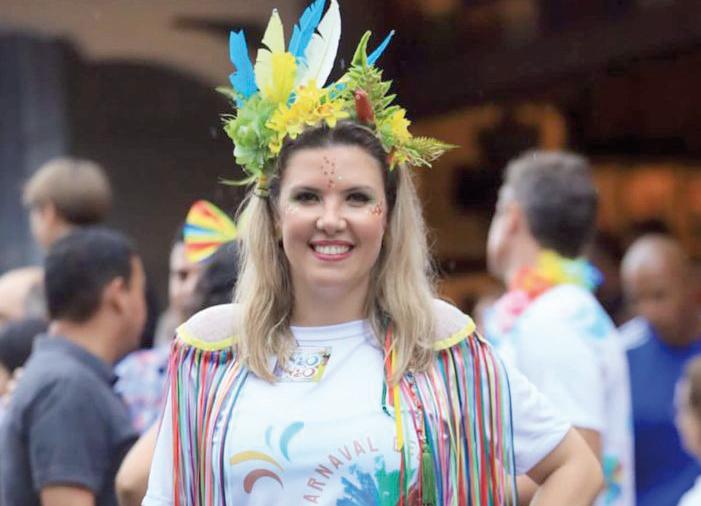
[{"left": 2, "top": 0, "right": 701, "bottom": 310}]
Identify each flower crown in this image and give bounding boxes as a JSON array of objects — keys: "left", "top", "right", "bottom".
[{"left": 220, "top": 0, "right": 454, "bottom": 193}]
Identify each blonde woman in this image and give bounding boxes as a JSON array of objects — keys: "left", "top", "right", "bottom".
[{"left": 143, "top": 2, "right": 602, "bottom": 504}]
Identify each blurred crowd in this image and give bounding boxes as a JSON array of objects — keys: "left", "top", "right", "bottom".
[{"left": 0, "top": 154, "right": 700, "bottom": 505}]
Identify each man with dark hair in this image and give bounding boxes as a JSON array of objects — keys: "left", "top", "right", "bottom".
[
  {"left": 0, "top": 227, "right": 145, "bottom": 506},
  {"left": 484, "top": 150, "right": 634, "bottom": 505}
]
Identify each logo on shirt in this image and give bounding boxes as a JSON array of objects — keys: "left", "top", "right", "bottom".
[
  {"left": 274, "top": 346, "right": 332, "bottom": 382},
  {"left": 230, "top": 421, "right": 304, "bottom": 493}
]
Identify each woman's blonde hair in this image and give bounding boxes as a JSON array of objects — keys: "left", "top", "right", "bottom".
[{"left": 234, "top": 122, "right": 436, "bottom": 383}]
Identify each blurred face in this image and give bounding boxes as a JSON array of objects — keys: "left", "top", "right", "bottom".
[
  {"left": 121, "top": 257, "right": 147, "bottom": 351},
  {"left": 623, "top": 265, "right": 689, "bottom": 344},
  {"left": 675, "top": 379, "right": 701, "bottom": 459},
  {"left": 168, "top": 242, "right": 202, "bottom": 316},
  {"left": 29, "top": 204, "right": 55, "bottom": 250},
  {"left": 0, "top": 364, "right": 10, "bottom": 398},
  {"left": 277, "top": 144, "right": 387, "bottom": 299},
  {"left": 486, "top": 185, "right": 516, "bottom": 280}
]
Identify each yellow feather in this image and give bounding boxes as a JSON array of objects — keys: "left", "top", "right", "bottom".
[
  {"left": 267, "top": 52, "right": 296, "bottom": 104},
  {"left": 255, "top": 9, "right": 287, "bottom": 99}
]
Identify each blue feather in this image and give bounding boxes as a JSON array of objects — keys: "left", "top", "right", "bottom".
[
  {"left": 367, "top": 30, "right": 395, "bottom": 66},
  {"left": 288, "top": 0, "right": 326, "bottom": 58},
  {"left": 228, "top": 30, "right": 257, "bottom": 100}
]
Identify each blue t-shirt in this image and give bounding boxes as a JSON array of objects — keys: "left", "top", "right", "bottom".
[{"left": 621, "top": 317, "right": 701, "bottom": 506}]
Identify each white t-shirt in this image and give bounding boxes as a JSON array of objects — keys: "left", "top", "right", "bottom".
[
  {"left": 144, "top": 318, "right": 569, "bottom": 505},
  {"left": 679, "top": 476, "right": 701, "bottom": 506},
  {"left": 487, "top": 284, "right": 635, "bottom": 506}
]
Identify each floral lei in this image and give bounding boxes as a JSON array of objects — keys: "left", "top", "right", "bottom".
[{"left": 492, "top": 250, "right": 603, "bottom": 333}]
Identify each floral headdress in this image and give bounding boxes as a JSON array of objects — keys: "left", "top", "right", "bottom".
[{"left": 221, "top": 0, "right": 454, "bottom": 195}]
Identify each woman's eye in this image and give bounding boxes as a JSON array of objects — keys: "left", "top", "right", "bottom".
[
  {"left": 348, "top": 192, "right": 371, "bottom": 204},
  {"left": 293, "top": 191, "right": 319, "bottom": 203}
]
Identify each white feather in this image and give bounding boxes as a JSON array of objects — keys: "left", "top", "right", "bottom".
[{"left": 299, "top": 0, "right": 341, "bottom": 87}]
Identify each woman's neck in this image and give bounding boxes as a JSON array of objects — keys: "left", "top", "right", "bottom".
[{"left": 290, "top": 280, "right": 369, "bottom": 326}]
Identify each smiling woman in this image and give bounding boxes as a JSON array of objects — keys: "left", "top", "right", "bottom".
[
  {"left": 278, "top": 143, "right": 387, "bottom": 312},
  {"left": 141, "top": 1, "right": 604, "bottom": 505},
  {"left": 236, "top": 122, "right": 436, "bottom": 383}
]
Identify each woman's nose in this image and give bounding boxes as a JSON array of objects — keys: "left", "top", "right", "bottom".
[{"left": 315, "top": 203, "right": 347, "bottom": 234}]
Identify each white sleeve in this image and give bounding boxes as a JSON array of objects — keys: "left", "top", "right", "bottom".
[
  {"left": 506, "top": 357, "right": 571, "bottom": 474},
  {"left": 142, "top": 391, "right": 174, "bottom": 506},
  {"left": 516, "top": 323, "right": 605, "bottom": 432}
]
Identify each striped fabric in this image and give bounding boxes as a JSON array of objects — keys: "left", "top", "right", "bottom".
[{"left": 165, "top": 329, "right": 516, "bottom": 505}]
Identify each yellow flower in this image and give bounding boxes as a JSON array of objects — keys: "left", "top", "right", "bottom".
[
  {"left": 266, "top": 81, "right": 349, "bottom": 154},
  {"left": 388, "top": 109, "right": 411, "bottom": 143},
  {"left": 539, "top": 250, "right": 568, "bottom": 284},
  {"left": 318, "top": 99, "right": 349, "bottom": 128}
]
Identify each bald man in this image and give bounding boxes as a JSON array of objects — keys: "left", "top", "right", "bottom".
[{"left": 621, "top": 234, "right": 701, "bottom": 506}]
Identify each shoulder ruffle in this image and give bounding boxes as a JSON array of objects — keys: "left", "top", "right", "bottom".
[
  {"left": 430, "top": 298, "right": 478, "bottom": 351},
  {"left": 175, "top": 303, "right": 240, "bottom": 351},
  {"left": 176, "top": 299, "right": 478, "bottom": 352}
]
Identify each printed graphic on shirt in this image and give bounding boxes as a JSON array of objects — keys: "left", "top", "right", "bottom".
[
  {"left": 230, "top": 421, "right": 305, "bottom": 493},
  {"left": 274, "top": 346, "right": 332, "bottom": 382},
  {"left": 230, "top": 419, "right": 415, "bottom": 504},
  {"left": 335, "top": 456, "right": 414, "bottom": 506},
  {"left": 603, "top": 454, "right": 622, "bottom": 505}
]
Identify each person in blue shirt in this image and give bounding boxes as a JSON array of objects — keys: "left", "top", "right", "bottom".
[{"left": 621, "top": 234, "right": 701, "bottom": 506}]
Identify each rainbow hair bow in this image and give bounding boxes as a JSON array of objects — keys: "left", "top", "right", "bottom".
[{"left": 183, "top": 200, "right": 237, "bottom": 263}]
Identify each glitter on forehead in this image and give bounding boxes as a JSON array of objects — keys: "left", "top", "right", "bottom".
[{"left": 321, "top": 156, "right": 337, "bottom": 189}]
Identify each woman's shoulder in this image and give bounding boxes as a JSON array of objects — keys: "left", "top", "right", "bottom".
[
  {"left": 430, "top": 298, "right": 480, "bottom": 351},
  {"left": 175, "top": 303, "right": 241, "bottom": 351},
  {"left": 174, "top": 299, "right": 478, "bottom": 352}
]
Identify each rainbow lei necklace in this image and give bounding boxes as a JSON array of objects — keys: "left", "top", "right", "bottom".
[{"left": 493, "top": 250, "right": 603, "bottom": 333}]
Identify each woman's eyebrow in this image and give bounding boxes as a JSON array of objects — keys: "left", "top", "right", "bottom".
[
  {"left": 342, "top": 185, "right": 376, "bottom": 193},
  {"left": 288, "top": 185, "right": 321, "bottom": 193}
]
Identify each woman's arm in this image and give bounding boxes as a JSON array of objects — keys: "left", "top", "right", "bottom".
[
  {"left": 526, "top": 428, "right": 603, "bottom": 506},
  {"left": 115, "top": 424, "right": 158, "bottom": 506}
]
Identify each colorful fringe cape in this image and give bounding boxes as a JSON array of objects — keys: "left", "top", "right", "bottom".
[{"left": 165, "top": 320, "right": 517, "bottom": 505}]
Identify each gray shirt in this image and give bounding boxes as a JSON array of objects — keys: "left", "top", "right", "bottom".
[{"left": 0, "top": 335, "right": 138, "bottom": 506}]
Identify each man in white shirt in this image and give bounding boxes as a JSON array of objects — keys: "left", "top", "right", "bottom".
[{"left": 484, "top": 150, "right": 634, "bottom": 506}]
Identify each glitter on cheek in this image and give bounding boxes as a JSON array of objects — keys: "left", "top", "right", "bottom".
[
  {"left": 369, "top": 203, "right": 383, "bottom": 216},
  {"left": 284, "top": 203, "right": 300, "bottom": 215}
]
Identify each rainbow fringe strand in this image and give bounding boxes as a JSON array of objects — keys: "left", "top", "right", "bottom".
[
  {"left": 166, "top": 328, "right": 517, "bottom": 505},
  {"left": 384, "top": 328, "right": 517, "bottom": 505},
  {"left": 167, "top": 339, "right": 248, "bottom": 505}
]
